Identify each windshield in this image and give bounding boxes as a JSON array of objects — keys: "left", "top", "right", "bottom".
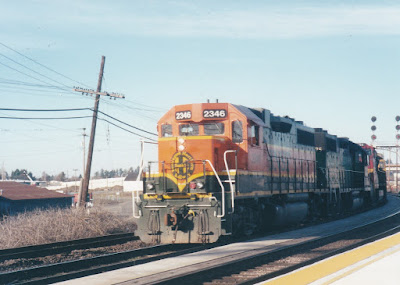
[
  {"left": 204, "top": 123, "right": 224, "bottom": 135},
  {"left": 179, "top": 124, "right": 199, "bottom": 136}
]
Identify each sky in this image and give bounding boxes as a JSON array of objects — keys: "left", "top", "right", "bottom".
[{"left": 1, "top": 0, "right": 400, "bottom": 178}]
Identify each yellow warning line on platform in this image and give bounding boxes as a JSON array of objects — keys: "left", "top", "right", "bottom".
[{"left": 262, "top": 232, "right": 400, "bottom": 285}]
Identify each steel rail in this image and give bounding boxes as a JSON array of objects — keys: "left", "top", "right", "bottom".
[
  {"left": 0, "top": 232, "right": 136, "bottom": 262},
  {"left": 148, "top": 211, "right": 400, "bottom": 285},
  {"left": 0, "top": 199, "right": 393, "bottom": 284},
  {"left": 0, "top": 243, "right": 213, "bottom": 284},
  {"left": 239, "top": 223, "right": 400, "bottom": 285}
]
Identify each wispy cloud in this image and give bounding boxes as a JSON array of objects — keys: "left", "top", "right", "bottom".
[
  {"left": 2, "top": 1, "right": 400, "bottom": 39},
  {"left": 119, "top": 6, "right": 400, "bottom": 38}
]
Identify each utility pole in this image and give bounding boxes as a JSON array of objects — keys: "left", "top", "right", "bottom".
[
  {"left": 73, "top": 168, "right": 78, "bottom": 192},
  {"left": 82, "top": 128, "right": 87, "bottom": 175},
  {"left": 74, "top": 56, "right": 125, "bottom": 207}
]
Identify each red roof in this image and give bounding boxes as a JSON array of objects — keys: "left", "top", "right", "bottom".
[{"left": 0, "top": 181, "right": 72, "bottom": 201}]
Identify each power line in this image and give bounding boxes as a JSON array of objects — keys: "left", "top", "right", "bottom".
[
  {"left": 0, "top": 43, "right": 164, "bottom": 129},
  {"left": 0, "top": 89, "right": 75, "bottom": 99},
  {"left": 124, "top": 97, "right": 166, "bottom": 111},
  {"left": 97, "top": 110, "right": 157, "bottom": 136},
  {"left": 0, "top": 52, "right": 72, "bottom": 89},
  {"left": 0, "top": 61, "right": 70, "bottom": 92},
  {"left": 0, "top": 111, "right": 83, "bottom": 133},
  {"left": 0, "top": 107, "right": 157, "bottom": 136},
  {"left": 0, "top": 41, "right": 91, "bottom": 88},
  {"left": 0, "top": 77, "right": 66, "bottom": 89},
  {"left": 0, "top": 108, "right": 91, "bottom": 112},
  {"left": 0, "top": 115, "right": 92, "bottom": 120},
  {"left": 0, "top": 85, "right": 72, "bottom": 94},
  {"left": 101, "top": 96, "right": 164, "bottom": 113},
  {"left": 100, "top": 98, "right": 159, "bottom": 122},
  {"left": 98, "top": 118, "right": 157, "bottom": 142}
]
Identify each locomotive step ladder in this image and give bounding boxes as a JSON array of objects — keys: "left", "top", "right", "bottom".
[{"left": 224, "top": 150, "right": 237, "bottom": 214}]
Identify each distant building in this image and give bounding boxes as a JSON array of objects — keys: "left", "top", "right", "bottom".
[{"left": 0, "top": 181, "right": 73, "bottom": 216}]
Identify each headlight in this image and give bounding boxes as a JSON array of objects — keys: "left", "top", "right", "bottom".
[
  {"left": 146, "top": 183, "right": 155, "bottom": 191},
  {"left": 196, "top": 182, "right": 205, "bottom": 189},
  {"left": 178, "top": 137, "right": 185, "bottom": 151}
]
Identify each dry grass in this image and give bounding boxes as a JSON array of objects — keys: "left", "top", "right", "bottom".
[
  {"left": 0, "top": 207, "right": 137, "bottom": 249},
  {"left": 93, "top": 190, "right": 132, "bottom": 206}
]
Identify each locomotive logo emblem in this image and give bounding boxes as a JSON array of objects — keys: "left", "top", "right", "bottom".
[{"left": 171, "top": 151, "right": 195, "bottom": 180}]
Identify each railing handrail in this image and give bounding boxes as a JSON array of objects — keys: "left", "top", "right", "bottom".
[
  {"left": 132, "top": 190, "right": 141, "bottom": 218},
  {"left": 137, "top": 139, "right": 145, "bottom": 182},
  {"left": 205, "top": 159, "right": 225, "bottom": 218},
  {"left": 224, "top": 150, "right": 237, "bottom": 214}
]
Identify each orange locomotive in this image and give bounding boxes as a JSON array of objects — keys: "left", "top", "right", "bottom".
[{"left": 134, "top": 102, "right": 386, "bottom": 244}]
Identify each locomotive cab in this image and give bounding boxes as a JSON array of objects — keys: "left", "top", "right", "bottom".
[{"left": 145, "top": 103, "right": 246, "bottom": 194}]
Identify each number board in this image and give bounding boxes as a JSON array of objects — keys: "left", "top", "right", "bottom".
[
  {"left": 175, "top": 111, "right": 192, "bottom": 120},
  {"left": 203, "top": 109, "right": 227, "bottom": 119}
]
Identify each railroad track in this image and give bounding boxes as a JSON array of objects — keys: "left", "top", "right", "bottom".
[
  {"left": 0, "top": 241, "right": 211, "bottom": 284},
  {"left": 0, "top": 232, "right": 137, "bottom": 262},
  {"left": 151, "top": 212, "right": 400, "bottom": 285},
  {"left": 1, "top": 199, "right": 396, "bottom": 284}
]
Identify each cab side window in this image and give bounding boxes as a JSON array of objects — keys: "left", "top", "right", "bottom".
[
  {"left": 232, "top": 120, "right": 243, "bottom": 143},
  {"left": 161, "top": 124, "right": 172, "bottom": 137},
  {"left": 249, "top": 125, "right": 260, "bottom": 146}
]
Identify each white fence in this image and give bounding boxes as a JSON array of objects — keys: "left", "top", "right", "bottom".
[{"left": 46, "top": 177, "right": 126, "bottom": 191}]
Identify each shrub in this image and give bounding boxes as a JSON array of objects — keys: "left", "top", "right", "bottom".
[{"left": 0, "top": 207, "right": 136, "bottom": 249}]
